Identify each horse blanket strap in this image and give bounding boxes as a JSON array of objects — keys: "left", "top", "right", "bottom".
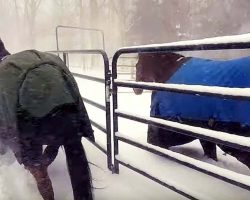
[{"left": 151, "top": 56, "right": 250, "bottom": 126}]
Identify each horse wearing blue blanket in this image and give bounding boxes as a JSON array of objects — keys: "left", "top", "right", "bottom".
[{"left": 134, "top": 52, "right": 250, "bottom": 169}]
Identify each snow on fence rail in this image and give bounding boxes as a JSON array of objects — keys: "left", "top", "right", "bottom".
[
  {"left": 116, "top": 132, "right": 250, "bottom": 192},
  {"left": 116, "top": 33, "right": 250, "bottom": 54},
  {"left": 111, "top": 33, "right": 250, "bottom": 199},
  {"left": 115, "top": 80, "right": 250, "bottom": 100},
  {"left": 116, "top": 154, "right": 202, "bottom": 200},
  {"left": 116, "top": 109, "right": 250, "bottom": 151}
]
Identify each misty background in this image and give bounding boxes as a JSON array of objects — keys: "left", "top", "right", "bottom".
[
  {"left": 1, "top": 0, "right": 250, "bottom": 61},
  {"left": 1, "top": 1, "right": 250, "bottom": 199}
]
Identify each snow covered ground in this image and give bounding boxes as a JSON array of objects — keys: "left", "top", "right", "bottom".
[{"left": 1, "top": 69, "right": 250, "bottom": 200}]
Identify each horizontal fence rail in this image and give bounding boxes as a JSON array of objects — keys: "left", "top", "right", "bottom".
[
  {"left": 82, "top": 97, "right": 106, "bottom": 111},
  {"left": 116, "top": 132, "right": 250, "bottom": 191},
  {"left": 115, "top": 109, "right": 250, "bottom": 152},
  {"left": 116, "top": 155, "right": 200, "bottom": 200},
  {"left": 111, "top": 33, "right": 250, "bottom": 198},
  {"left": 115, "top": 80, "right": 250, "bottom": 100},
  {"left": 115, "top": 109, "right": 250, "bottom": 191},
  {"left": 73, "top": 73, "right": 105, "bottom": 83},
  {"left": 87, "top": 138, "right": 107, "bottom": 154},
  {"left": 55, "top": 25, "right": 105, "bottom": 51},
  {"left": 48, "top": 49, "right": 108, "bottom": 56},
  {"left": 90, "top": 119, "right": 107, "bottom": 134},
  {"left": 114, "top": 33, "right": 250, "bottom": 55}
]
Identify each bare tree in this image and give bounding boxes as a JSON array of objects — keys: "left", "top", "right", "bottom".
[{"left": 22, "top": 0, "right": 43, "bottom": 47}]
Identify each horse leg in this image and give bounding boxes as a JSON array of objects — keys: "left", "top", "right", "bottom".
[
  {"left": 147, "top": 125, "right": 170, "bottom": 148},
  {"left": 27, "top": 165, "right": 54, "bottom": 200},
  {"left": 199, "top": 140, "right": 217, "bottom": 161},
  {"left": 64, "top": 139, "right": 93, "bottom": 200},
  {"left": 199, "top": 119, "right": 217, "bottom": 161},
  {"left": 234, "top": 153, "right": 250, "bottom": 169},
  {"left": 147, "top": 125, "right": 196, "bottom": 148},
  {"left": 22, "top": 142, "right": 55, "bottom": 200}
]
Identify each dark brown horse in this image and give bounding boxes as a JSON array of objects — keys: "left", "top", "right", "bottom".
[
  {"left": 134, "top": 52, "right": 250, "bottom": 169},
  {"left": 0, "top": 39, "right": 94, "bottom": 200}
]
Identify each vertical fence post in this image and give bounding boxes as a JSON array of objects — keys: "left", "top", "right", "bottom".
[
  {"left": 62, "top": 52, "right": 68, "bottom": 66},
  {"left": 111, "top": 53, "right": 120, "bottom": 173},
  {"left": 103, "top": 53, "right": 113, "bottom": 170}
]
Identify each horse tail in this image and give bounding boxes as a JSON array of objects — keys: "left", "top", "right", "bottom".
[{"left": 64, "top": 140, "right": 93, "bottom": 200}]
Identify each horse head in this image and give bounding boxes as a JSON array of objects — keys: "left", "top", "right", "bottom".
[
  {"left": 133, "top": 52, "right": 185, "bottom": 95},
  {"left": 134, "top": 54, "right": 155, "bottom": 94}
]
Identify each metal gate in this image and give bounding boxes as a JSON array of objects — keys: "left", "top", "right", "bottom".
[
  {"left": 55, "top": 25, "right": 105, "bottom": 50},
  {"left": 111, "top": 34, "right": 250, "bottom": 199},
  {"left": 48, "top": 48, "right": 113, "bottom": 170},
  {"left": 52, "top": 27, "right": 250, "bottom": 199},
  {"left": 52, "top": 25, "right": 112, "bottom": 169}
]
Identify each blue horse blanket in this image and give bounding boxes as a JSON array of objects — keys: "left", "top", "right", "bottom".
[{"left": 151, "top": 56, "right": 250, "bottom": 125}]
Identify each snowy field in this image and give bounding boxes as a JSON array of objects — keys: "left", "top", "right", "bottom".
[{"left": 1, "top": 69, "right": 250, "bottom": 200}]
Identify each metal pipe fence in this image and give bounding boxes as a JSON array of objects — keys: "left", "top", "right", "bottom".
[
  {"left": 48, "top": 49, "right": 112, "bottom": 169},
  {"left": 111, "top": 34, "right": 250, "bottom": 198},
  {"left": 55, "top": 25, "right": 105, "bottom": 51}
]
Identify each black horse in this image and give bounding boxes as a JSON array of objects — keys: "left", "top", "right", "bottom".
[
  {"left": 0, "top": 39, "right": 94, "bottom": 200},
  {"left": 134, "top": 52, "right": 250, "bottom": 169}
]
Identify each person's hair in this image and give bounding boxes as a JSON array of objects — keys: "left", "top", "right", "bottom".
[{"left": 0, "top": 38, "right": 10, "bottom": 60}]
